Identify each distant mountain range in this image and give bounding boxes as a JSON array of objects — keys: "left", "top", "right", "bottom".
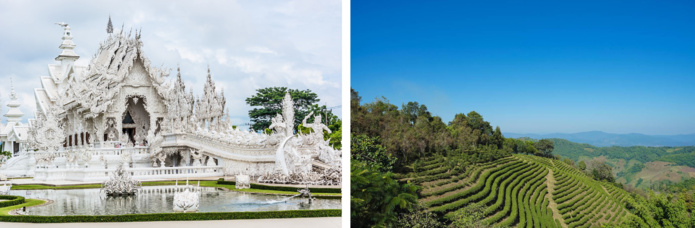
[{"left": 503, "top": 131, "right": 695, "bottom": 147}]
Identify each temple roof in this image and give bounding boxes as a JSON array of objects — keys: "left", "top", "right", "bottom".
[{"left": 35, "top": 26, "right": 171, "bottom": 117}]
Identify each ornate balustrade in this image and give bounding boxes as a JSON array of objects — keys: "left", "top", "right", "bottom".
[
  {"left": 138, "top": 185, "right": 215, "bottom": 194},
  {"left": 33, "top": 165, "right": 223, "bottom": 182},
  {"left": 161, "top": 133, "right": 277, "bottom": 162},
  {"left": 27, "top": 146, "right": 149, "bottom": 158}
]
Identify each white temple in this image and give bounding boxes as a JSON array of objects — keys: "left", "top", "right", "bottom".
[
  {"left": 0, "top": 77, "right": 28, "bottom": 158},
  {"left": 0, "top": 19, "right": 341, "bottom": 186}
]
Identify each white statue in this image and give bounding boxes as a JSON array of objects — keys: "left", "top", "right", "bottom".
[
  {"left": 102, "top": 164, "right": 140, "bottom": 196},
  {"left": 235, "top": 174, "right": 250, "bottom": 189},
  {"left": 302, "top": 112, "right": 332, "bottom": 141},
  {"left": 120, "top": 151, "right": 132, "bottom": 167},
  {"left": 269, "top": 113, "right": 286, "bottom": 136},
  {"left": 190, "top": 149, "right": 203, "bottom": 167},
  {"left": 173, "top": 189, "right": 199, "bottom": 212}
]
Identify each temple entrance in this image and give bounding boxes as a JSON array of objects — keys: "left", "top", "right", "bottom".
[
  {"left": 121, "top": 128, "right": 135, "bottom": 144},
  {"left": 165, "top": 152, "right": 183, "bottom": 167},
  {"left": 122, "top": 96, "right": 150, "bottom": 146}
]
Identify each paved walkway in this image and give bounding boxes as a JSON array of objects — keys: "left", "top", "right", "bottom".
[{"left": 0, "top": 217, "right": 341, "bottom": 228}]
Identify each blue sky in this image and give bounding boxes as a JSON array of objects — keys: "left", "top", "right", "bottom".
[{"left": 352, "top": 0, "right": 695, "bottom": 135}]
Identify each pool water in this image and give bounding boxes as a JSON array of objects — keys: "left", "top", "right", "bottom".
[{"left": 9, "top": 186, "right": 340, "bottom": 216}]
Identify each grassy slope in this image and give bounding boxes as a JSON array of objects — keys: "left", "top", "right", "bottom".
[{"left": 550, "top": 138, "right": 695, "bottom": 189}]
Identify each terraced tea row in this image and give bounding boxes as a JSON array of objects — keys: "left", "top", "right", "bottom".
[
  {"left": 402, "top": 154, "right": 640, "bottom": 227},
  {"left": 415, "top": 155, "right": 558, "bottom": 227},
  {"left": 552, "top": 160, "right": 630, "bottom": 228}
]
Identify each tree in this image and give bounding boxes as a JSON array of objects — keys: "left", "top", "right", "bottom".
[
  {"left": 351, "top": 134, "right": 396, "bottom": 173},
  {"left": 525, "top": 141, "right": 538, "bottom": 155},
  {"left": 644, "top": 191, "right": 692, "bottom": 228},
  {"left": 589, "top": 161, "right": 614, "bottom": 182},
  {"left": 491, "top": 126, "right": 504, "bottom": 149},
  {"left": 578, "top": 160, "right": 586, "bottom": 171},
  {"left": 466, "top": 111, "right": 493, "bottom": 145},
  {"left": 401, "top": 101, "right": 431, "bottom": 125},
  {"left": 515, "top": 139, "right": 527, "bottom": 154},
  {"left": 246, "top": 87, "right": 319, "bottom": 132},
  {"left": 351, "top": 159, "right": 418, "bottom": 227},
  {"left": 534, "top": 139, "right": 555, "bottom": 158}
]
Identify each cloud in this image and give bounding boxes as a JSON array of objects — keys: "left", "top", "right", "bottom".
[
  {"left": 0, "top": 0, "right": 342, "bottom": 127},
  {"left": 246, "top": 46, "right": 278, "bottom": 55}
]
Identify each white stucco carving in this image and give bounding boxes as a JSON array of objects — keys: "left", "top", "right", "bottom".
[
  {"left": 173, "top": 188, "right": 200, "bottom": 212},
  {"left": 102, "top": 164, "right": 140, "bottom": 196},
  {"left": 235, "top": 174, "right": 250, "bottom": 189}
]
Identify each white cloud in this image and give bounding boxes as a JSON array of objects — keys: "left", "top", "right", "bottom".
[
  {"left": 246, "top": 46, "right": 277, "bottom": 55},
  {"left": 0, "top": 0, "right": 342, "bottom": 127}
]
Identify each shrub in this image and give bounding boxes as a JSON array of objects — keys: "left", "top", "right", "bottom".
[
  {"left": 0, "top": 209, "right": 341, "bottom": 223},
  {"left": 0, "top": 195, "right": 25, "bottom": 208},
  {"left": 216, "top": 180, "right": 341, "bottom": 194}
]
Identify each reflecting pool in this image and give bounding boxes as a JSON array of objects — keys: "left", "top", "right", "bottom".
[{"left": 9, "top": 186, "right": 340, "bottom": 215}]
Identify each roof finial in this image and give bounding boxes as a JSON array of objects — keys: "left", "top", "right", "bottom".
[
  {"left": 177, "top": 64, "right": 182, "bottom": 81},
  {"left": 55, "top": 22, "right": 68, "bottom": 28},
  {"left": 107, "top": 15, "right": 113, "bottom": 34},
  {"left": 10, "top": 75, "right": 16, "bottom": 100}
]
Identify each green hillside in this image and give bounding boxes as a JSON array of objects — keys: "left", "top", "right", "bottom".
[
  {"left": 549, "top": 138, "right": 695, "bottom": 189},
  {"left": 351, "top": 90, "right": 694, "bottom": 227},
  {"left": 400, "top": 154, "right": 644, "bottom": 227},
  {"left": 549, "top": 138, "right": 695, "bottom": 165}
]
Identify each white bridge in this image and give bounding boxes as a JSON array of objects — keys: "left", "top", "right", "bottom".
[{"left": 0, "top": 130, "right": 330, "bottom": 183}]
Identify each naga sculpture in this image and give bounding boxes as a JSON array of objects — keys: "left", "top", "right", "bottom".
[{"left": 102, "top": 164, "right": 141, "bottom": 196}]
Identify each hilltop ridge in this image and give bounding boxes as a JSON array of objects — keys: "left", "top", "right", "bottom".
[{"left": 504, "top": 131, "right": 695, "bottom": 147}]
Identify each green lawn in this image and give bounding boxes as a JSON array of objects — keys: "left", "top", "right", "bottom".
[
  {"left": 11, "top": 180, "right": 341, "bottom": 197},
  {"left": 11, "top": 184, "right": 103, "bottom": 190},
  {"left": 0, "top": 199, "right": 46, "bottom": 215}
]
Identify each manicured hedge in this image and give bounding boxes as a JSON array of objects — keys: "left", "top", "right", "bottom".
[
  {"left": 216, "top": 180, "right": 341, "bottom": 194},
  {"left": 217, "top": 180, "right": 237, "bottom": 185},
  {"left": 0, "top": 195, "right": 25, "bottom": 208},
  {"left": 0, "top": 209, "right": 341, "bottom": 223}
]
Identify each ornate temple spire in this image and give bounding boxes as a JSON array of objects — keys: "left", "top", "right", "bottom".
[
  {"left": 204, "top": 65, "right": 216, "bottom": 95},
  {"left": 206, "top": 65, "right": 213, "bottom": 85},
  {"left": 107, "top": 15, "right": 113, "bottom": 34},
  {"left": 177, "top": 65, "right": 182, "bottom": 82},
  {"left": 282, "top": 92, "right": 294, "bottom": 136},
  {"left": 54, "top": 22, "right": 79, "bottom": 62},
  {"left": 10, "top": 75, "right": 16, "bottom": 100},
  {"left": 4, "top": 76, "right": 24, "bottom": 123},
  {"left": 54, "top": 22, "right": 79, "bottom": 82}
]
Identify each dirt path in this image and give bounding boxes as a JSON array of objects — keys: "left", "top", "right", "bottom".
[
  {"left": 596, "top": 185, "right": 619, "bottom": 224},
  {"left": 546, "top": 162, "right": 568, "bottom": 228}
]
